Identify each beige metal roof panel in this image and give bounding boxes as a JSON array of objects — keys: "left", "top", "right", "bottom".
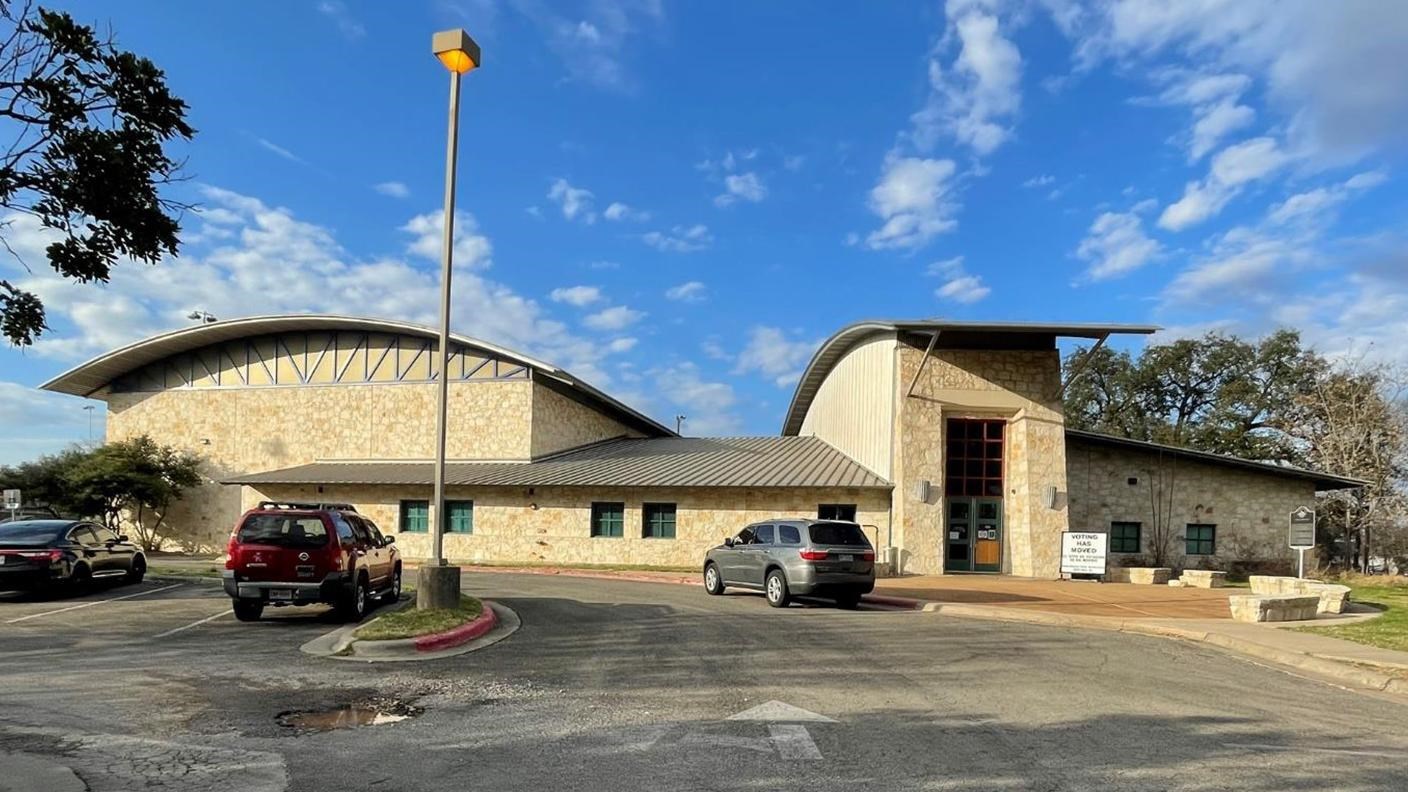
[{"left": 223, "top": 436, "right": 891, "bottom": 490}]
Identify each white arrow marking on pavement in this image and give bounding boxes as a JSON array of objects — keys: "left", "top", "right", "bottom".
[
  {"left": 726, "top": 700, "right": 836, "bottom": 723},
  {"left": 769, "top": 724, "right": 823, "bottom": 760}
]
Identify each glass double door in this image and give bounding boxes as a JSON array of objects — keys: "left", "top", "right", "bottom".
[{"left": 944, "top": 497, "right": 1003, "bottom": 573}]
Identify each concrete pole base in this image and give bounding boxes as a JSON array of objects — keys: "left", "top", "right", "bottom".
[{"left": 416, "top": 564, "right": 462, "bottom": 610}]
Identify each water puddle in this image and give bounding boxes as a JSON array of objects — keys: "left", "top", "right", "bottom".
[{"left": 275, "top": 700, "right": 423, "bottom": 732}]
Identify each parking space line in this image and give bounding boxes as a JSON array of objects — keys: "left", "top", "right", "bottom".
[
  {"left": 3, "top": 583, "right": 184, "bottom": 624},
  {"left": 152, "top": 608, "right": 235, "bottom": 639}
]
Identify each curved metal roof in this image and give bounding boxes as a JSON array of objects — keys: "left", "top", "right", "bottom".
[
  {"left": 39, "top": 314, "right": 673, "bottom": 437},
  {"left": 781, "top": 319, "right": 1160, "bottom": 436}
]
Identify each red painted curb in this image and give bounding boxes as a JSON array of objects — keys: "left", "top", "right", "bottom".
[{"left": 413, "top": 601, "right": 499, "bottom": 653}]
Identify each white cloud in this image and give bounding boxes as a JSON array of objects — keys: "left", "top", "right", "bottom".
[
  {"left": 714, "top": 172, "right": 768, "bottom": 207},
  {"left": 317, "top": 0, "right": 365, "bottom": 40},
  {"left": 1265, "top": 170, "right": 1386, "bottom": 226},
  {"left": 1158, "top": 136, "right": 1288, "bottom": 231},
  {"left": 910, "top": 1, "right": 1024, "bottom": 155},
  {"left": 664, "top": 281, "right": 707, "bottom": 302},
  {"left": 864, "top": 155, "right": 959, "bottom": 250},
  {"left": 1076, "top": 211, "right": 1162, "bottom": 280},
  {"left": 647, "top": 362, "right": 741, "bottom": 435},
  {"left": 606, "top": 337, "right": 638, "bottom": 354},
  {"left": 1022, "top": 174, "right": 1055, "bottom": 188},
  {"left": 603, "top": 201, "right": 649, "bottom": 222},
  {"left": 926, "top": 255, "right": 991, "bottom": 303},
  {"left": 513, "top": 0, "right": 665, "bottom": 91},
  {"left": 374, "top": 181, "right": 410, "bottom": 199},
  {"left": 641, "top": 224, "right": 712, "bottom": 253},
  {"left": 733, "top": 326, "right": 819, "bottom": 387},
  {"left": 0, "top": 190, "right": 609, "bottom": 386},
  {"left": 1149, "top": 71, "right": 1256, "bottom": 161},
  {"left": 547, "top": 178, "right": 597, "bottom": 224},
  {"left": 254, "top": 137, "right": 304, "bottom": 164},
  {"left": 583, "top": 305, "right": 644, "bottom": 331},
  {"left": 549, "top": 285, "right": 603, "bottom": 307}
]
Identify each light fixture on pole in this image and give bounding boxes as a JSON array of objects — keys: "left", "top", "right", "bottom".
[
  {"left": 83, "top": 405, "right": 95, "bottom": 443},
  {"left": 187, "top": 310, "right": 218, "bottom": 324},
  {"left": 419, "top": 28, "right": 481, "bottom": 611}
]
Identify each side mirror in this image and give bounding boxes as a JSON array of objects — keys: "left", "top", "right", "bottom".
[
  {"left": 723, "top": 537, "right": 734, "bottom": 548},
  {"left": 382, "top": 536, "right": 395, "bottom": 546},
  {"left": 116, "top": 535, "right": 129, "bottom": 543}
]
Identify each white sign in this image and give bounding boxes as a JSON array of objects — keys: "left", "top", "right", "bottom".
[
  {"left": 1061, "top": 531, "right": 1108, "bottom": 576},
  {"left": 2, "top": 489, "right": 18, "bottom": 510}
]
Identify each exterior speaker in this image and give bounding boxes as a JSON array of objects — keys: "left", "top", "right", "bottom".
[
  {"left": 917, "top": 479, "right": 932, "bottom": 503},
  {"left": 1043, "top": 486, "right": 1059, "bottom": 509}
]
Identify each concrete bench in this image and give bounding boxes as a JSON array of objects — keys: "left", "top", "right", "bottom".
[
  {"left": 1247, "top": 575, "right": 1352, "bottom": 614},
  {"left": 1104, "top": 567, "right": 1172, "bottom": 585},
  {"left": 1228, "top": 594, "right": 1321, "bottom": 623},
  {"left": 1179, "top": 570, "right": 1227, "bottom": 588}
]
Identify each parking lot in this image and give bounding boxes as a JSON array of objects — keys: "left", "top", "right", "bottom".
[{"left": 3, "top": 572, "right": 1408, "bottom": 791}]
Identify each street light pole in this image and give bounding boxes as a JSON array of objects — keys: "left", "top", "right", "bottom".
[{"left": 420, "top": 28, "right": 481, "bottom": 611}]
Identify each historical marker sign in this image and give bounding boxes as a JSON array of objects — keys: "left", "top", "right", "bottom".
[
  {"left": 1060, "top": 531, "right": 1108, "bottom": 576},
  {"left": 1289, "top": 506, "right": 1316, "bottom": 549}
]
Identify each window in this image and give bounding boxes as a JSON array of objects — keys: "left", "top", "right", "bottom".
[
  {"left": 400, "top": 500, "right": 429, "bottom": 533},
  {"left": 331, "top": 513, "right": 355, "bottom": 545},
  {"left": 753, "top": 524, "right": 775, "bottom": 544},
  {"left": 735, "top": 527, "right": 756, "bottom": 545},
  {"left": 364, "top": 521, "right": 385, "bottom": 547},
  {"left": 91, "top": 526, "right": 119, "bottom": 544},
  {"left": 818, "top": 504, "right": 857, "bottom": 522},
  {"left": 642, "top": 503, "right": 676, "bottom": 539},
  {"left": 1109, "top": 522, "right": 1141, "bottom": 554},
  {"left": 944, "top": 418, "right": 1005, "bottom": 497},
  {"left": 591, "top": 502, "right": 624, "bottom": 537},
  {"left": 447, "top": 500, "right": 474, "bottom": 534},
  {"left": 68, "top": 526, "right": 99, "bottom": 546},
  {"left": 809, "top": 522, "right": 869, "bottom": 547},
  {"left": 1186, "top": 524, "right": 1216, "bottom": 556},
  {"left": 236, "top": 515, "right": 328, "bottom": 548},
  {"left": 348, "top": 515, "right": 373, "bottom": 546},
  {"left": 779, "top": 524, "right": 801, "bottom": 544}
]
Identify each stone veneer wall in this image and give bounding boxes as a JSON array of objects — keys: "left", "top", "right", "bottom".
[
  {"left": 106, "top": 380, "right": 535, "bottom": 550},
  {"left": 895, "top": 344, "right": 1068, "bottom": 576},
  {"left": 1066, "top": 439, "right": 1316, "bottom": 571},
  {"left": 530, "top": 383, "right": 643, "bottom": 457},
  {"left": 241, "top": 483, "right": 893, "bottom": 568}
]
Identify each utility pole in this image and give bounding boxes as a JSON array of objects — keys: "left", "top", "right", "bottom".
[{"left": 675, "top": 414, "right": 686, "bottom": 434}]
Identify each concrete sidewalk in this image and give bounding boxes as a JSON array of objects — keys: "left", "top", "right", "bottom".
[{"left": 874, "top": 574, "right": 1235, "bottom": 619}]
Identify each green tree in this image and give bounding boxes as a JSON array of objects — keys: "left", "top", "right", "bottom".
[
  {"left": 63, "top": 435, "right": 202, "bottom": 550},
  {"left": 0, "top": 1, "right": 194, "bottom": 346},
  {"left": 0, "top": 444, "right": 88, "bottom": 513}
]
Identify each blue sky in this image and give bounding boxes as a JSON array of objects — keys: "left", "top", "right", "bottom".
[{"left": 4, "top": 1, "right": 1407, "bottom": 463}]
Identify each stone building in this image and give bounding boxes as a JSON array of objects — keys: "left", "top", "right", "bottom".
[{"left": 41, "top": 315, "right": 1363, "bottom": 577}]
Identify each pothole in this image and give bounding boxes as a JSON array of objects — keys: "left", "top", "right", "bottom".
[{"left": 275, "top": 700, "right": 423, "bottom": 732}]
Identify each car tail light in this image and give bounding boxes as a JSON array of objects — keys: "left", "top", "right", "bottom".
[
  {"left": 859, "top": 550, "right": 876, "bottom": 562},
  {"left": 18, "top": 550, "right": 63, "bottom": 562},
  {"left": 225, "top": 536, "right": 239, "bottom": 569},
  {"left": 799, "top": 550, "right": 829, "bottom": 561}
]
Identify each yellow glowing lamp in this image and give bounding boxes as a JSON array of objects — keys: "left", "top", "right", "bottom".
[{"left": 433, "top": 28, "right": 481, "bottom": 74}]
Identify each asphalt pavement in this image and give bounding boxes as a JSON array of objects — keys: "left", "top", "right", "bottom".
[{"left": 0, "top": 572, "right": 1404, "bottom": 791}]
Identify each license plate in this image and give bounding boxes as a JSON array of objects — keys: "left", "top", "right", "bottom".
[
  {"left": 0, "top": 556, "right": 6, "bottom": 565},
  {"left": 838, "top": 554, "right": 854, "bottom": 562},
  {"left": 269, "top": 589, "right": 294, "bottom": 601}
]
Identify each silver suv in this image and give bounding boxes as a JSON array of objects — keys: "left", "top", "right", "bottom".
[{"left": 702, "top": 519, "right": 875, "bottom": 608}]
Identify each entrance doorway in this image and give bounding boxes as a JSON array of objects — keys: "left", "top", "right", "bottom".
[{"left": 942, "top": 418, "right": 1005, "bottom": 573}]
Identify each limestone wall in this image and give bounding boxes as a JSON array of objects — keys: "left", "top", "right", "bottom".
[
  {"left": 530, "top": 383, "right": 642, "bottom": 457},
  {"left": 241, "top": 483, "right": 893, "bottom": 568},
  {"left": 895, "top": 343, "right": 1068, "bottom": 576},
  {"left": 1066, "top": 439, "right": 1315, "bottom": 571}
]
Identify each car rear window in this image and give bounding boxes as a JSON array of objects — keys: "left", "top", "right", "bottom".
[
  {"left": 0, "top": 521, "right": 67, "bottom": 545},
  {"left": 237, "top": 515, "right": 329, "bottom": 548},
  {"left": 808, "top": 522, "right": 869, "bottom": 547}
]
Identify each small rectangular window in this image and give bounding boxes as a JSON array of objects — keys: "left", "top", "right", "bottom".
[
  {"left": 642, "top": 503, "right": 676, "bottom": 539},
  {"left": 754, "top": 524, "right": 775, "bottom": 545},
  {"left": 446, "top": 500, "right": 474, "bottom": 534},
  {"left": 817, "top": 504, "right": 857, "bottom": 522},
  {"left": 779, "top": 524, "right": 801, "bottom": 544},
  {"left": 399, "top": 500, "right": 429, "bottom": 533},
  {"left": 1109, "top": 521, "right": 1141, "bottom": 554},
  {"left": 1185, "top": 524, "right": 1216, "bottom": 556},
  {"left": 591, "top": 502, "right": 625, "bottom": 538}
]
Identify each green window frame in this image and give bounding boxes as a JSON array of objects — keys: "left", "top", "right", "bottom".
[
  {"left": 447, "top": 500, "right": 474, "bottom": 534},
  {"left": 642, "top": 503, "right": 677, "bottom": 539},
  {"left": 399, "top": 500, "right": 429, "bottom": 533},
  {"left": 1109, "top": 521, "right": 1141, "bottom": 554},
  {"left": 591, "top": 502, "right": 625, "bottom": 538},
  {"left": 1185, "top": 524, "right": 1216, "bottom": 556}
]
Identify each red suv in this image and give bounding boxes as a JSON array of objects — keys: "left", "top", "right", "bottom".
[{"left": 223, "top": 501, "right": 401, "bottom": 622}]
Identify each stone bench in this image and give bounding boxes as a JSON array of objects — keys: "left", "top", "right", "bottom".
[
  {"left": 1179, "top": 570, "right": 1227, "bottom": 588},
  {"left": 1228, "top": 594, "right": 1321, "bottom": 623},
  {"left": 1247, "top": 575, "right": 1352, "bottom": 614},
  {"left": 1104, "top": 567, "right": 1172, "bottom": 585}
]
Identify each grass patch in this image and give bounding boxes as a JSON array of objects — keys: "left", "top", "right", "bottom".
[
  {"left": 353, "top": 595, "right": 483, "bottom": 642},
  {"left": 151, "top": 564, "right": 223, "bottom": 579},
  {"left": 1299, "top": 575, "right": 1408, "bottom": 653}
]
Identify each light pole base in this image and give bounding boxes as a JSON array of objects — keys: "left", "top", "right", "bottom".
[{"left": 417, "top": 564, "right": 462, "bottom": 610}]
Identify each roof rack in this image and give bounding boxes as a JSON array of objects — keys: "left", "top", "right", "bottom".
[{"left": 255, "top": 500, "right": 358, "bottom": 513}]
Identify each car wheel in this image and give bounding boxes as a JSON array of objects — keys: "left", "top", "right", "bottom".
[
  {"left": 125, "top": 556, "right": 146, "bottom": 583},
  {"left": 382, "top": 566, "right": 402, "bottom": 603},
  {"left": 340, "top": 575, "right": 369, "bottom": 622},
  {"left": 835, "top": 591, "right": 862, "bottom": 609},
  {"left": 765, "top": 569, "right": 790, "bottom": 608},
  {"left": 703, "top": 563, "right": 725, "bottom": 595},
  {"left": 232, "top": 599, "right": 263, "bottom": 622},
  {"left": 69, "top": 563, "right": 92, "bottom": 590}
]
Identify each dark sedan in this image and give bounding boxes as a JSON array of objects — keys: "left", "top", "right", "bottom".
[{"left": 0, "top": 520, "right": 147, "bottom": 590}]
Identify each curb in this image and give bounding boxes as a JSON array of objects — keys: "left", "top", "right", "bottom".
[
  {"left": 305, "top": 600, "right": 518, "bottom": 662},
  {"left": 413, "top": 602, "right": 498, "bottom": 652}
]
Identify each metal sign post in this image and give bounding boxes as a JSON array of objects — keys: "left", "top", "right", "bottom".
[
  {"left": 1288, "top": 506, "right": 1315, "bottom": 579},
  {"left": 2, "top": 489, "right": 19, "bottom": 523}
]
